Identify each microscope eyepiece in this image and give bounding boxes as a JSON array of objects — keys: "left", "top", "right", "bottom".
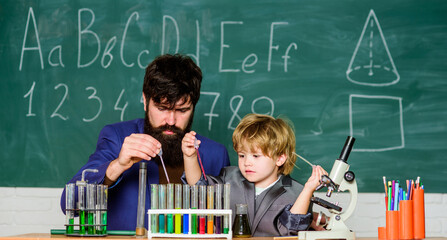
[{"left": 338, "top": 136, "right": 355, "bottom": 162}]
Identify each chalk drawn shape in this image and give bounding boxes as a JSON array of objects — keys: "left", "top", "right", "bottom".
[
  {"left": 346, "top": 9, "right": 400, "bottom": 87},
  {"left": 349, "top": 94, "right": 405, "bottom": 152}
]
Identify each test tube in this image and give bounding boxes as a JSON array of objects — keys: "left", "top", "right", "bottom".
[
  {"left": 136, "top": 162, "right": 147, "bottom": 236},
  {"left": 198, "top": 185, "right": 207, "bottom": 234},
  {"left": 86, "top": 183, "right": 96, "bottom": 235},
  {"left": 65, "top": 183, "right": 75, "bottom": 234},
  {"left": 101, "top": 185, "right": 108, "bottom": 234},
  {"left": 95, "top": 185, "right": 103, "bottom": 234},
  {"left": 174, "top": 184, "right": 182, "bottom": 234},
  {"left": 207, "top": 185, "right": 215, "bottom": 234},
  {"left": 215, "top": 184, "right": 223, "bottom": 234},
  {"left": 223, "top": 183, "right": 231, "bottom": 234},
  {"left": 182, "top": 184, "right": 190, "bottom": 234},
  {"left": 78, "top": 183, "right": 86, "bottom": 234},
  {"left": 191, "top": 185, "right": 199, "bottom": 234},
  {"left": 166, "top": 183, "right": 174, "bottom": 233},
  {"left": 158, "top": 184, "right": 166, "bottom": 233},
  {"left": 150, "top": 184, "right": 158, "bottom": 233}
]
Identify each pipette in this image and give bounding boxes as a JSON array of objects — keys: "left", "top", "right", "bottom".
[
  {"left": 158, "top": 148, "right": 170, "bottom": 183},
  {"left": 194, "top": 139, "right": 207, "bottom": 180},
  {"left": 293, "top": 152, "right": 314, "bottom": 167}
]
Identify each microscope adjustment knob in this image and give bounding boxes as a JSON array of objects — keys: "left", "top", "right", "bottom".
[{"left": 344, "top": 171, "right": 355, "bottom": 182}]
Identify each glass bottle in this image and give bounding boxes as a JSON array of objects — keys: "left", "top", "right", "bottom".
[{"left": 232, "top": 204, "right": 251, "bottom": 238}]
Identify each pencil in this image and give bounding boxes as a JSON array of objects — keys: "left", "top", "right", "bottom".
[{"left": 383, "top": 176, "right": 387, "bottom": 195}]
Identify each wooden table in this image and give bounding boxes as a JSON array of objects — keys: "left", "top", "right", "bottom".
[{"left": 2, "top": 233, "right": 447, "bottom": 240}]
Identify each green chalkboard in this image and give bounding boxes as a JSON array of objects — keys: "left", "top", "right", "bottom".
[{"left": 1, "top": 0, "right": 447, "bottom": 192}]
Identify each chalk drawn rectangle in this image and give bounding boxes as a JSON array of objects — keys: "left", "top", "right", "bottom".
[{"left": 349, "top": 94, "right": 404, "bottom": 152}]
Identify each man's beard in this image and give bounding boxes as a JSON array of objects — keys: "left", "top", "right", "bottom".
[{"left": 143, "top": 113, "right": 193, "bottom": 167}]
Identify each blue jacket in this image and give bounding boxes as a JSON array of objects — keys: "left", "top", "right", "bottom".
[{"left": 60, "top": 118, "right": 230, "bottom": 231}]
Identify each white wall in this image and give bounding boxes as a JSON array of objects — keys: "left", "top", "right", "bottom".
[{"left": 0, "top": 187, "right": 446, "bottom": 237}]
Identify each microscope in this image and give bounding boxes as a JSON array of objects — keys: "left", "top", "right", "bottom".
[{"left": 298, "top": 136, "right": 357, "bottom": 240}]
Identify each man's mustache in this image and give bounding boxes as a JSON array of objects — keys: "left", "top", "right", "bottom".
[{"left": 155, "top": 124, "right": 184, "bottom": 135}]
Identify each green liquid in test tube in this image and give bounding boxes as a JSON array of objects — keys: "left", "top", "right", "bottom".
[
  {"left": 102, "top": 212, "right": 107, "bottom": 234},
  {"left": 79, "top": 210, "right": 86, "bottom": 234},
  {"left": 158, "top": 184, "right": 166, "bottom": 233},
  {"left": 223, "top": 183, "right": 231, "bottom": 234},
  {"left": 191, "top": 185, "right": 199, "bottom": 234},
  {"left": 78, "top": 184, "right": 86, "bottom": 235},
  {"left": 102, "top": 185, "right": 108, "bottom": 234},
  {"left": 150, "top": 184, "right": 158, "bottom": 233},
  {"left": 96, "top": 184, "right": 107, "bottom": 235},
  {"left": 76, "top": 168, "right": 98, "bottom": 235},
  {"left": 65, "top": 183, "right": 75, "bottom": 234},
  {"left": 166, "top": 183, "right": 174, "bottom": 233},
  {"left": 87, "top": 183, "right": 96, "bottom": 235},
  {"left": 88, "top": 212, "right": 95, "bottom": 234},
  {"left": 174, "top": 184, "right": 182, "bottom": 234}
]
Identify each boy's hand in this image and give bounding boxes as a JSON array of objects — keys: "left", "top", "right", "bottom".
[
  {"left": 304, "top": 165, "right": 328, "bottom": 192},
  {"left": 182, "top": 131, "right": 201, "bottom": 158}
]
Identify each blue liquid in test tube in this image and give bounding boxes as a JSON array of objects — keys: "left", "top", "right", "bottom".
[{"left": 183, "top": 184, "right": 190, "bottom": 234}]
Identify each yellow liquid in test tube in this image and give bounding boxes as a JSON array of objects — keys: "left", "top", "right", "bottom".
[{"left": 174, "top": 184, "right": 182, "bottom": 234}]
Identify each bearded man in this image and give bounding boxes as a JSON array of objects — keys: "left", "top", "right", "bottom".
[{"left": 60, "top": 54, "right": 230, "bottom": 231}]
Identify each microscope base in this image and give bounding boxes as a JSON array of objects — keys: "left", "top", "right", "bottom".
[{"left": 298, "top": 229, "right": 355, "bottom": 240}]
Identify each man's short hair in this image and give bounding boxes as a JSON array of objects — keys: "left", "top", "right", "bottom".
[{"left": 143, "top": 54, "right": 202, "bottom": 108}]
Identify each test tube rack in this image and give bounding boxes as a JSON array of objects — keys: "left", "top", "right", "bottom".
[
  {"left": 147, "top": 209, "right": 232, "bottom": 239},
  {"left": 64, "top": 207, "right": 108, "bottom": 237},
  {"left": 64, "top": 169, "right": 108, "bottom": 237}
]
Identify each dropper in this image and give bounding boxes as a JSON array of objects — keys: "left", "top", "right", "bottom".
[
  {"left": 158, "top": 148, "right": 170, "bottom": 183},
  {"left": 293, "top": 152, "right": 314, "bottom": 167},
  {"left": 194, "top": 139, "right": 207, "bottom": 180}
]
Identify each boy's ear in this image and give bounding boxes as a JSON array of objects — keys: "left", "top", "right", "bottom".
[{"left": 276, "top": 154, "right": 287, "bottom": 167}]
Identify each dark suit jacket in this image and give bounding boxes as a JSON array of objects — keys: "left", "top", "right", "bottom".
[{"left": 207, "top": 166, "right": 312, "bottom": 236}]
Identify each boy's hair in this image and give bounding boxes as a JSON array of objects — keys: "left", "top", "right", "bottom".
[
  {"left": 143, "top": 54, "right": 202, "bottom": 109},
  {"left": 232, "top": 113, "right": 297, "bottom": 175}
]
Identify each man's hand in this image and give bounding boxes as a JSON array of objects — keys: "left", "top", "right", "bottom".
[{"left": 105, "top": 133, "right": 161, "bottom": 184}]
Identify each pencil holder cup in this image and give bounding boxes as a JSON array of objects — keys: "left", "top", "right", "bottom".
[
  {"left": 413, "top": 188, "right": 425, "bottom": 239},
  {"left": 386, "top": 210, "right": 399, "bottom": 240},
  {"left": 399, "top": 200, "right": 414, "bottom": 239},
  {"left": 377, "top": 226, "right": 386, "bottom": 239}
]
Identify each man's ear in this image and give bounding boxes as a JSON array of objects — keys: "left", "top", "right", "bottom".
[
  {"left": 276, "top": 154, "right": 287, "bottom": 167},
  {"left": 143, "top": 93, "right": 147, "bottom": 111}
]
